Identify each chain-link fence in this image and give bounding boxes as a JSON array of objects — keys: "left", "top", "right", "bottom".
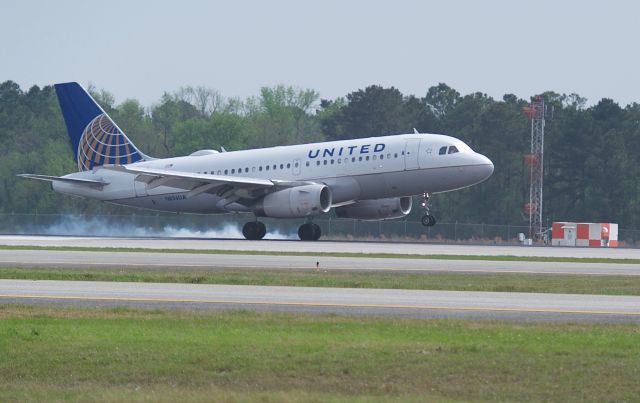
[{"left": 2, "top": 213, "right": 639, "bottom": 246}]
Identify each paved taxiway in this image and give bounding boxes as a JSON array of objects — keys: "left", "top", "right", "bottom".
[
  {"left": 1, "top": 235, "right": 639, "bottom": 258},
  {"left": 1, "top": 279, "right": 639, "bottom": 322},
  {"left": 1, "top": 249, "right": 640, "bottom": 276}
]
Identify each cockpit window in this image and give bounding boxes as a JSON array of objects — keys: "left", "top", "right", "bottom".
[
  {"left": 438, "top": 146, "right": 447, "bottom": 155},
  {"left": 448, "top": 146, "right": 459, "bottom": 154}
]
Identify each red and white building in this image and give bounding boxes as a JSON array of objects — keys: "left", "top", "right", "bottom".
[{"left": 551, "top": 222, "right": 618, "bottom": 247}]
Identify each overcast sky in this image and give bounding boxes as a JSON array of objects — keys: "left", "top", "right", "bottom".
[{"left": 3, "top": 0, "right": 639, "bottom": 107}]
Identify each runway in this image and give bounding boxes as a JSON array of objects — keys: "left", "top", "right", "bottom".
[
  {"left": 1, "top": 235, "right": 639, "bottom": 322},
  {"left": 2, "top": 235, "right": 639, "bottom": 259},
  {"left": 1, "top": 279, "right": 639, "bottom": 322},
  {"left": 1, "top": 249, "right": 640, "bottom": 276}
]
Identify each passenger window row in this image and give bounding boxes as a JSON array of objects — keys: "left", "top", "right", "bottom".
[
  {"left": 197, "top": 151, "right": 404, "bottom": 175},
  {"left": 198, "top": 162, "right": 298, "bottom": 175},
  {"left": 306, "top": 152, "right": 400, "bottom": 167}
]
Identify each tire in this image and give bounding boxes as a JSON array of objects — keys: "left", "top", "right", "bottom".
[
  {"left": 243, "top": 222, "right": 266, "bottom": 240},
  {"left": 421, "top": 214, "right": 436, "bottom": 227},
  {"left": 256, "top": 222, "right": 267, "bottom": 239},
  {"left": 311, "top": 223, "right": 322, "bottom": 240},
  {"left": 298, "top": 223, "right": 321, "bottom": 241}
]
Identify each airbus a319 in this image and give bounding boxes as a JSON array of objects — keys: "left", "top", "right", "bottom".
[{"left": 20, "top": 82, "right": 494, "bottom": 241}]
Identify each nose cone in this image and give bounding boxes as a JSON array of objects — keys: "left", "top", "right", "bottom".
[{"left": 473, "top": 153, "right": 494, "bottom": 183}]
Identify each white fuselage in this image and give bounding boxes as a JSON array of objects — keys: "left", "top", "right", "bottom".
[{"left": 53, "top": 133, "right": 494, "bottom": 214}]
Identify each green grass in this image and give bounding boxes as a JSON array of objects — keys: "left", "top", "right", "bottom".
[
  {"left": 1, "top": 244, "right": 639, "bottom": 264},
  {"left": 1, "top": 305, "right": 639, "bottom": 402},
  {"left": 2, "top": 267, "right": 640, "bottom": 295}
]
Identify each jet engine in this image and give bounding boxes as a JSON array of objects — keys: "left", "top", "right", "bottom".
[
  {"left": 334, "top": 196, "right": 412, "bottom": 220},
  {"left": 253, "top": 184, "right": 332, "bottom": 218}
]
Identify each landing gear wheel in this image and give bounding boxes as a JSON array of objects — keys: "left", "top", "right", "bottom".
[
  {"left": 421, "top": 214, "right": 436, "bottom": 227},
  {"left": 242, "top": 221, "right": 267, "bottom": 240},
  {"left": 419, "top": 192, "right": 436, "bottom": 227},
  {"left": 298, "top": 223, "right": 322, "bottom": 241},
  {"left": 257, "top": 221, "right": 267, "bottom": 239}
]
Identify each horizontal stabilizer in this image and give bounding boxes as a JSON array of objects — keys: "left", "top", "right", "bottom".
[{"left": 17, "top": 174, "right": 108, "bottom": 189}]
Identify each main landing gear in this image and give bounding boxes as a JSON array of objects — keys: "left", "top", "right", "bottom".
[
  {"left": 298, "top": 222, "right": 322, "bottom": 241},
  {"left": 241, "top": 220, "right": 322, "bottom": 241},
  {"left": 420, "top": 192, "right": 436, "bottom": 227},
  {"left": 242, "top": 221, "right": 266, "bottom": 240}
]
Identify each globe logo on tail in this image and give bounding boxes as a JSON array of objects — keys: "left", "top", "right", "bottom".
[{"left": 77, "top": 113, "right": 142, "bottom": 171}]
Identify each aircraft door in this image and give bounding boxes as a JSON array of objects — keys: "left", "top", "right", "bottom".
[
  {"left": 404, "top": 139, "right": 421, "bottom": 170},
  {"left": 293, "top": 159, "right": 301, "bottom": 176}
]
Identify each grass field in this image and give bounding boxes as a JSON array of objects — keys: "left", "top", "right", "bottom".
[
  {"left": 1, "top": 244, "right": 639, "bottom": 264},
  {"left": 1, "top": 267, "right": 640, "bottom": 296},
  {"left": 1, "top": 305, "right": 639, "bottom": 402}
]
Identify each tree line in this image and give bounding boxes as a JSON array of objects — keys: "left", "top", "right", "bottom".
[{"left": 1, "top": 80, "right": 639, "bottom": 229}]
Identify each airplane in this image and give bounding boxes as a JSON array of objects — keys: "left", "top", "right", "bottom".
[{"left": 19, "top": 82, "right": 494, "bottom": 241}]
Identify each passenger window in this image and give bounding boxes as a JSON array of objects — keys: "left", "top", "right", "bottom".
[
  {"left": 259, "top": 166, "right": 263, "bottom": 171},
  {"left": 245, "top": 168, "right": 249, "bottom": 173},
  {"left": 358, "top": 156, "right": 363, "bottom": 162},
  {"left": 337, "top": 158, "right": 341, "bottom": 164},
  {"left": 387, "top": 153, "right": 391, "bottom": 159},
  {"left": 266, "top": 165, "right": 270, "bottom": 171},
  {"left": 373, "top": 155, "right": 377, "bottom": 160},
  {"left": 316, "top": 161, "right": 320, "bottom": 166},
  {"left": 352, "top": 157, "right": 356, "bottom": 162},
  {"left": 323, "top": 160, "right": 328, "bottom": 165},
  {"left": 224, "top": 169, "right": 228, "bottom": 174},
  {"left": 366, "top": 156, "right": 370, "bottom": 161},
  {"left": 305, "top": 161, "right": 309, "bottom": 167},
  {"left": 331, "top": 159, "right": 334, "bottom": 164},
  {"left": 273, "top": 164, "right": 276, "bottom": 170},
  {"left": 217, "top": 170, "right": 221, "bottom": 175},
  {"left": 448, "top": 146, "right": 459, "bottom": 154},
  {"left": 231, "top": 169, "right": 235, "bottom": 174},
  {"left": 379, "top": 154, "right": 383, "bottom": 160},
  {"left": 394, "top": 153, "right": 398, "bottom": 158},
  {"left": 439, "top": 146, "right": 447, "bottom": 155},
  {"left": 280, "top": 164, "right": 284, "bottom": 169}
]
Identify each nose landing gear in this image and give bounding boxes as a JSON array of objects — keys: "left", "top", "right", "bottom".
[{"left": 420, "top": 192, "right": 436, "bottom": 227}]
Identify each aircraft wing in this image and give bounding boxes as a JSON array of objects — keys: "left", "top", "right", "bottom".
[{"left": 102, "top": 165, "right": 314, "bottom": 201}]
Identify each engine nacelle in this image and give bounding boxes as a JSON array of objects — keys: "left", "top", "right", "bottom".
[
  {"left": 253, "top": 184, "right": 332, "bottom": 218},
  {"left": 334, "top": 196, "right": 412, "bottom": 220}
]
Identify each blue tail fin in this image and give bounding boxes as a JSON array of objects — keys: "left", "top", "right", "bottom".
[{"left": 54, "top": 82, "right": 147, "bottom": 172}]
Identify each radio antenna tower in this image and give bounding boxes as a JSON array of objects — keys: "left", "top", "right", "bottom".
[{"left": 522, "top": 96, "right": 546, "bottom": 242}]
